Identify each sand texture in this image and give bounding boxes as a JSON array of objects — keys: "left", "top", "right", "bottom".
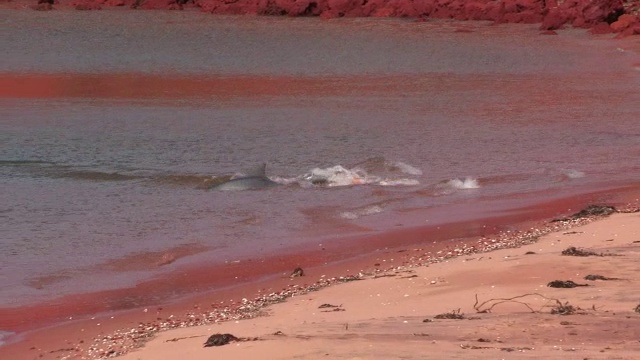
[{"left": 117, "top": 212, "right": 640, "bottom": 360}]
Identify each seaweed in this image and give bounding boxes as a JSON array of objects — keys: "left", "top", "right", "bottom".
[
  {"left": 203, "top": 333, "right": 238, "bottom": 347},
  {"left": 434, "top": 309, "right": 465, "bottom": 319},
  {"left": 552, "top": 205, "right": 616, "bottom": 222},
  {"left": 561, "top": 246, "right": 601, "bottom": 257},
  {"left": 547, "top": 280, "right": 589, "bottom": 288}
]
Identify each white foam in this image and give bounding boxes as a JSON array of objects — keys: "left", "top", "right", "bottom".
[
  {"left": 448, "top": 177, "right": 480, "bottom": 189},
  {"left": 393, "top": 162, "right": 423, "bottom": 175},
  {"left": 563, "top": 169, "right": 585, "bottom": 179},
  {"left": 302, "top": 165, "right": 374, "bottom": 187},
  {"left": 300, "top": 163, "right": 420, "bottom": 188},
  {"left": 340, "top": 205, "right": 384, "bottom": 220},
  {"left": 0, "top": 330, "right": 16, "bottom": 347},
  {"left": 379, "top": 179, "right": 420, "bottom": 186}
]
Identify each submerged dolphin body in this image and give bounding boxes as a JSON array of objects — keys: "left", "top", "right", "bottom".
[{"left": 209, "top": 164, "right": 279, "bottom": 191}]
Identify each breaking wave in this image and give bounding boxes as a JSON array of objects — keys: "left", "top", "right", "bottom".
[
  {"left": 298, "top": 158, "right": 422, "bottom": 188},
  {"left": 0, "top": 329, "right": 15, "bottom": 347},
  {"left": 563, "top": 169, "right": 585, "bottom": 179},
  {"left": 447, "top": 177, "right": 480, "bottom": 189},
  {"left": 2, "top": 157, "right": 422, "bottom": 190},
  {"left": 340, "top": 205, "right": 384, "bottom": 220}
]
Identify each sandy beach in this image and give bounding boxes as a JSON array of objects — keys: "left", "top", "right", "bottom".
[
  {"left": 2, "top": 5, "right": 639, "bottom": 359},
  {"left": 111, "top": 208, "right": 640, "bottom": 360},
  {"left": 5, "top": 198, "right": 637, "bottom": 360}
]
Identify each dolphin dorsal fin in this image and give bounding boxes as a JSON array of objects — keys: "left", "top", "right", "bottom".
[{"left": 243, "top": 163, "right": 267, "bottom": 177}]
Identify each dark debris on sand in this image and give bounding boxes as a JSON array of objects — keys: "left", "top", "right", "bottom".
[
  {"left": 434, "top": 309, "right": 465, "bottom": 319},
  {"left": 550, "top": 301, "right": 579, "bottom": 315},
  {"left": 547, "top": 280, "right": 589, "bottom": 288},
  {"left": 561, "top": 246, "right": 602, "bottom": 257},
  {"left": 552, "top": 205, "right": 616, "bottom": 222},
  {"left": 584, "top": 274, "right": 620, "bottom": 281},
  {"left": 203, "top": 333, "right": 238, "bottom": 347}
]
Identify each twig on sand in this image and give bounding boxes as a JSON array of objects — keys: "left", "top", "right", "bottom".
[
  {"left": 473, "top": 293, "right": 583, "bottom": 314},
  {"left": 165, "top": 334, "right": 205, "bottom": 343}
]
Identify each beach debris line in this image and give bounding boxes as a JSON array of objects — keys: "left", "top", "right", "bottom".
[
  {"left": 83, "top": 204, "right": 640, "bottom": 360},
  {"left": 319, "top": 303, "right": 345, "bottom": 312},
  {"left": 552, "top": 204, "right": 617, "bottom": 222},
  {"left": 561, "top": 246, "right": 603, "bottom": 257},
  {"left": 290, "top": 267, "right": 304, "bottom": 277},
  {"left": 583, "top": 274, "right": 621, "bottom": 281},
  {"left": 203, "top": 333, "right": 260, "bottom": 347},
  {"left": 473, "top": 293, "right": 585, "bottom": 315},
  {"left": 434, "top": 309, "right": 465, "bottom": 319},
  {"left": 550, "top": 300, "right": 579, "bottom": 315},
  {"left": 547, "top": 280, "right": 589, "bottom": 288},
  {"left": 203, "top": 333, "right": 238, "bottom": 347},
  {"left": 460, "top": 343, "right": 534, "bottom": 352}
]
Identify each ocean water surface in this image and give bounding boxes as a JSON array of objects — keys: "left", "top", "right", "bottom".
[{"left": 1, "top": 11, "right": 640, "bottom": 314}]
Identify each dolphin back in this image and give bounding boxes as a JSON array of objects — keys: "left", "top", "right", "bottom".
[{"left": 209, "top": 164, "right": 278, "bottom": 191}]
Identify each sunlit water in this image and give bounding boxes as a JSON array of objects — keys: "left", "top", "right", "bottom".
[{"left": 1, "top": 11, "right": 639, "bottom": 309}]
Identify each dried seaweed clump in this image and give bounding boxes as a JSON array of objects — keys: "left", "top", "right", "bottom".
[
  {"left": 547, "top": 280, "right": 589, "bottom": 288},
  {"left": 553, "top": 205, "right": 616, "bottom": 222},
  {"left": 204, "top": 333, "right": 238, "bottom": 347},
  {"left": 434, "top": 309, "right": 465, "bottom": 319},
  {"left": 561, "top": 246, "right": 601, "bottom": 257},
  {"left": 635, "top": 304, "right": 640, "bottom": 313},
  {"left": 571, "top": 205, "right": 616, "bottom": 218},
  {"left": 584, "top": 274, "right": 619, "bottom": 281},
  {"left": 550, "top": 300, "right": 577, "bottom": 315}
]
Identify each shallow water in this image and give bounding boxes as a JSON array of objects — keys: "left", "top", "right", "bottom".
[{"left": 1, "top": 11, "right": 640, "bottom": 310}]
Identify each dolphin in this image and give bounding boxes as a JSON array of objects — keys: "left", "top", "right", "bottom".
[{"left": 208, "top": 164, "right": 279, "bottom": 191}]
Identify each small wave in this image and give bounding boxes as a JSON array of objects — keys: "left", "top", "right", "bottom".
[
  {"left": 340, "top": 205, "right": 384, "bottom": 220},
  {"left": 563, "top": 169, "right": 585, "bottom": 179},
  {"left": 299, "top": 162, "right": 420, "bottom": 188},
  {"left": 393, "top": 162, "right": 423, "bottom": 176},
  {"left": 55, "top": 170, "right": 141, "bottom": 182},
  {"left": 379, "top": 179, "right": 420, "bottom": 186},
  {"left": 447, "top": 177, "right": 480, "bottom": 190},
  {"left": 0, "top": 329, "right": 16, "bottom": 347},
  {"left": 0, "top": 160, "right": 52, "bottom": 166},
  {"left": 301, "top": 165, "right": 373, "bottom": 187}
]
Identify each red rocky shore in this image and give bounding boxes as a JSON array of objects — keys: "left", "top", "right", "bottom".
[{"left": 12, "top": 0, "right": 640, "bottom": 37}]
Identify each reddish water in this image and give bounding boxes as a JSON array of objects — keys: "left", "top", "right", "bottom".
[{"left": 1, "top": 12, "right": 640, "bottom": 351}]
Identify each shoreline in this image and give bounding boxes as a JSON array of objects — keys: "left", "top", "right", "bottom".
[
  {"left": 116, "top": 208, "right": 640, "bottom": 360},
  {"left": 2, "top": 184, "right": 639, "bottom": 359},
  {"left": 1, "top": 0, "right": 638, "bottom": 37}
]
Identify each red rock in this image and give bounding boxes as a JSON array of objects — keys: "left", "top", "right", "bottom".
[
  {"left": 589, "top": 21, "right": 612, "bottom": 34},
  {"left": 411, "top": 0, "right": 435, "bottom": 17},
  {"left": 572, "top": 0, "right": 623, "bottom": 25},
  {"left": 74, "top": 2, "right": 102, "bottom": 9},
  {"left": 610, "top": 14, "right": 638, "bottom": 32},
  {"left": 485, "top": 1, "right": 505, "bottom": 23},
  {"left": 31, "top": 3, "right": 54, "bottom": 10},
  {"left": 273, "top": 0, "right": 314, "bottom": 16},
  {"left": 372, "top": 6, "right": 394, "bottom": 17},
  {"left": 540, "top": 30, "right": 558, "bottom": 35},
  {"left": 520, "top": 10, "right": 543, "bottom": 24},
  {"left": 464, "top": 2, "right": 486, "bottom": 21},
  {"left": 540, "top": 9, "right": 568, "bottom": 30},
  {"left": 326, "top": 0, "right": 354, "bottom": 16},
  {"left": 390, "top": 0, "right": 421, "bottom": 17},
  {"left": 104, "top": 0, "right": 125, "bottom": 6}
]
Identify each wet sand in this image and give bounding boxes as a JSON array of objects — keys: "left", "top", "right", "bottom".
[
  {"left": 2, "top": 184, "right": 639, "bottom": 359},
  {"left": 1, "top": 8, "right": 639, "bottom": 359},
  {"left": 115, "top": 209, "right": 640, "bottom": 360}
]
